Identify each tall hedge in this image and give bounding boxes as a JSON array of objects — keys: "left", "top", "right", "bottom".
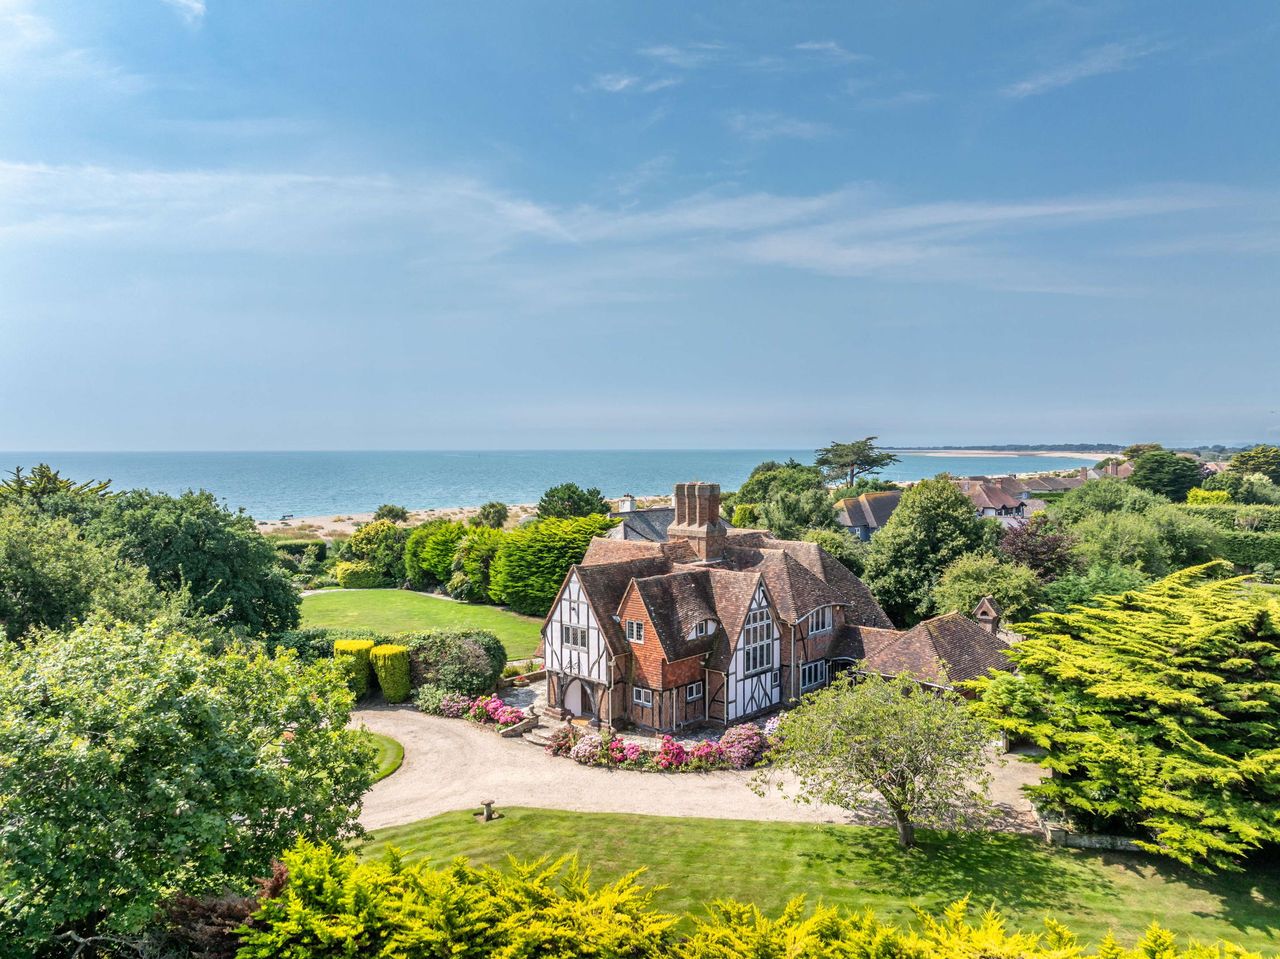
[
  {"left": 404, "top": 521, "right": 468, "bottom": 588},
  {"left": 1218, "top": 530, "right": 1280, "bottom": 568},
  {"left": 489, "top": 514, "right": 617, "bottom": 616},
  {"left": 370, "top": 644, "right": 411, "bottom": 703},
  {"left": 1179, "top": 503, "right": 1280, "bottom": 533},
  {"left": 334, "top": 560, "right": 383, "bottom": 589},
  {"left": 403, "top": 629, "right": 507, "bottom": 696},
  {"left": 333, "top": 639, "right": 375, "bottom": 697}
]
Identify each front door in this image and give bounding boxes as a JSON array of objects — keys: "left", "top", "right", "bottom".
[{"left": 563, "top": 679, "right": 594, "bottom": 719}]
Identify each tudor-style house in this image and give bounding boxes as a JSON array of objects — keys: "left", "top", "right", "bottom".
[{"left": 539, "top": 482, "right": 894, "bottom": 732}]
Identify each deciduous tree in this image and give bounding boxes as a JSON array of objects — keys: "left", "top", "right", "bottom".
[
  {"left": 997, "top": 514, "right": 1079, "bottom": 582},
  {"left": 931, "top": 553, "right": 1042, "bottom": 622},
  {"left": 755, "top": 673, "right": 993, "bottom": 849}
]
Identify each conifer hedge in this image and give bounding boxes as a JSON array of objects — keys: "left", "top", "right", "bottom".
[
  {"left": 332, "top": 639, "right": 375, "bottom": 697},
  {"left": 489, "top": 514, "right": 618, "bottom": 616},
  {"left": 972, "top": 562, "right": 1280, "bottom": 870},
  {"left": 369, "top": 644, "right": 410, "bottom": 703},
  {"left": 1180, "top": 503, "right": 1280, "bottom": 533}
]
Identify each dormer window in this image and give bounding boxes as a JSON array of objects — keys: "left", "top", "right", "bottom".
[
  {"left": 626, "top": 620, "right": 645, "bottom": 644},
  {"left": 805, "top": 606, "right": 833, "bottom": 634},
  {"left": 692, "top": 619, "right": 714, "bottom": 638}
]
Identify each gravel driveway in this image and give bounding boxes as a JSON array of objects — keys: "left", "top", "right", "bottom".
[{"left": 354, "top": 705, "right": 1043, "bottom": 833}]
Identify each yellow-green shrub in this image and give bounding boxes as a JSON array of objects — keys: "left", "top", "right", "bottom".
[
  {"left": 370, "top": 644, "right": 410, "bottom": 703},
  {"left": 334, "top": 560, "right": 384, "bottom": 589},
  {"left": 333, "top": 639, "right": 375, "bottom": 697},
  {"left": 239, "top": 842, "right": 1270, "bottom": 959}
]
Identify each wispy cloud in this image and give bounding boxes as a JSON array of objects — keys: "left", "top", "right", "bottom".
[
  {"left": 0, "top": 1, "right": 146, "bottom": 91},
  {"left": 793, "top": 40, "right": 863, "bottom": 64},
  {"left": 856, "top": 90, "right": 935, "bottom": 110},
  {"left": 589, "top": 72, "right": 640, "bottom": 93},
  {"left": 726, "top": 111, "right": 831, "bottom": 142},
  {"left": 1001, "top": 40, "right": 1163, "bottom": 98},
  {"left": 161, "top": 0, "right": 206, "bottom": 23},
  {"left": 637, "top": 42, "right": 725, "bottom": 69}
]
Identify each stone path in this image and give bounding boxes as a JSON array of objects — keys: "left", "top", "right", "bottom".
[{"left": 353, "top": 704, "right": 1044, "bottom": 833}]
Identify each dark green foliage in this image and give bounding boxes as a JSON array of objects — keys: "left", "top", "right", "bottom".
[
  {"left": 536, "top": 482, "right": 610, "bottom": 519},
  {"left": 271, "top": 537, "right": 327, "bottom": 561},
  {"left": 814, "top": 437, "right": 899, "bottom": 486},
  {"left": 0, "top": 463, "right": 111, "bottom": 507},
  {"left": 1203, "top": 469, "right": 1280, "bottom": 504},
  {"left": 0, "top": 622, "right": 373, "bottom": 949},
  {"left": 403, "top": 629, "right": 508, "bottom": 695},
  {"left": 0, "top": 504, "right": 160, "bottom": 641},
  {"left": 862, "top": 477, "right": 989, "bottom": 626},
  {"left": 346, "top": 519, "right": 409, "bottom": 585},
  {"left": 265, "top": 626, "right": 352, "bottom": 662},
  {"left": 971, "top": 563, "right": 1280, "bottom": 871},
  {"left": 1217, "top": 530, "right": 1280, "bottom": 568},
  {"left": 489, "top": 515, "right": 617, "bottom": 616},
  {"left": 1128, "top": 450, "right": 1203, "bottom": 502},
  {"left": 1179, "top": 503, "right": 1280, "bottom": 533},
  {"left": 86, "top": 489, "right": 300, "bottom": 635},
  {"left": 408, "top": 520, "right": 468, "bottom": 586},
  {"left": 472, "top": 501, "right": 510, "bottom": 528},
  {"left": 757, "top": 488, "right": 837, "bottom": 539},
  {"left": 1228, "top": 444, "right": 1280, "bottom": 484},
  {"left": 1042, "top": 564, "right": 1152, "bottom": 611},
  {"left": 830, "top": 476, "right": 898, "bottom": 500},
  {"left": 735, "top": 459, "right": 824, "bottom": 504},
  {"left": 800, "top": 528, "right": 866, "bottom": 575},
  {"left": 447, "top": 526, "right": 506, "bottom": 602},
  {"left": 373, "top": 503, "right": 410, "bottom": 523}
]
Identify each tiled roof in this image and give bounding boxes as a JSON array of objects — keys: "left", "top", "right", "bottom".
[
  {"left": 832, "top": 614, "right": 1014, "bottom": 687},
  {"left": 632, "top": 570, "right": 720, "bottom": 661},
  {"left": 954, "top": 480, "right": 1023, "bottom": 512},
  {"left": 572, "top": 556, "right": 670, "bottom": 656},
  {"left": 835, "top": 490, "right": 901, "bottom": 530},
  {"left": 609, "top": 506, "right": 675, "bottom": 542}
]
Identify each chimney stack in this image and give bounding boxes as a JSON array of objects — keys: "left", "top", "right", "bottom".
[
  {"left": 972, "top": 596, "right": 1002, "bottom": 634},
  {"left": 668, "top": 482, "right": 726, "bottom": 562},
  {"left": 618, "top": 494, "right": 637, "bottom": 513}
]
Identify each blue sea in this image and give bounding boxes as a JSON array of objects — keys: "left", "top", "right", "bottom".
[{"left": 2, "top": 450, "right": 1100, "bottom": 521}]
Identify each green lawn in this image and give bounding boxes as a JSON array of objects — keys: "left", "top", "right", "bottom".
[
  {"left": 363, "top": 731, "right": 403, "bottom": 782},
  {"left": 364, "top": 808, "right": 1280, "bottom": 952},
  {"left": 301, "top": 589, "right": 543, "bottom": 661}
]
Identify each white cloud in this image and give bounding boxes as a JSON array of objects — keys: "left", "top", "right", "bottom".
[
  {"left": 1001, "top": 40, "right": 1162, "bottom": 98},
  {"left": 726, "top": 111, "right": 831, "bottom": 142},
  {"left": 161, "top": 0, "right": 205, "bottom": 23},
  {"left": 637, "top": 42, "right": 725, "bottom": 69},
  {"left": 590, "top": 72, "right": 639, "bottom": 93},
  {"left": 793, "top": 40, "right": 862, "bottom": 63},
  {"left": 0, "top": 1, "right": 145, "bottom": 91}
]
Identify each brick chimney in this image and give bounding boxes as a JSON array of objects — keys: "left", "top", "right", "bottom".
[{"left": 667, "top": 482, "right": 726, "bottom": 562}]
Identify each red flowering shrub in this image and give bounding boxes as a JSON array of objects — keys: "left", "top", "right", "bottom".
[{"left": 656, "top": 735, "right": 689, "bottom": 770}]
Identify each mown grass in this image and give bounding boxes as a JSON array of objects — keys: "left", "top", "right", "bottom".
[
  {"left": 363, "top": 731, "right": 403, "bottom": 782},
  {"left": 301, "top": 589, "right": 542, "bottom": 661},
  {"left": 364, "top": 808, "right": 1280, "bottom": 951}
]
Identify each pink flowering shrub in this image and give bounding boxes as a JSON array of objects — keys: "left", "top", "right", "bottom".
[
  {"left": 687, "top": 740, "right": 724, "bottom": 769},
  {"left": 544, "top": 723, "right": 581, "bottom": 757},
  {"left": 568, "top": 733, "right": 604, "bottom": 765},
  {"left": 607, "top": 737, "right": 651, "bottom": 768},
  {"left": 718, "top": 723, "right": 768, "bottom": 769},
  {"left": 656, "top": 735, "right": 689, "bottom": 770},
  {"left": 462, "top": 694, "right": 527, "bottom": 728},
  {"left": 439, "top": 693, "right": 471, "bottom": 719}
]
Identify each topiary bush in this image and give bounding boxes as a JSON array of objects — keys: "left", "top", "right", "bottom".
[
  {"left": 333, "top": 639, "right": 375, "bottom": 697},
  {"left": 402, "top": 629, "right": 507, "bottom": 696},
  {"left": 370, "top": 644, "right": 411, "bottom": 703},
  {"left": 334, "top": 560, "right": 384, "bottom": 589}
]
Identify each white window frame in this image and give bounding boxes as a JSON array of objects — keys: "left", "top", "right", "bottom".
[
  {"left": 632, "top": 686, "right": 653, "bottom": 707},
  {"left": 695, "top": 620, "right": 709, "bottom": 637},
  {"left": 686, "top": 681, "right": 704, "bottom": 702},
  {"left": 741, "top": 607, "right": 774, "bottom": 675},
  {"left": 626, "top": 620, "right": 645, "bottom": 644},
  {"left": 561, "top": 624, "right": 588, "bottom": 650},
  {"left": 801, "top": 659, "right": 828, "bottom": 691},
  {"left": 805, "top": 606, "right": 833, "bottom": 634}
]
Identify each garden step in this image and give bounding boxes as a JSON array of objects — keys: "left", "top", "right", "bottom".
[{"left": 522, "top": 728, "right": 552, "bottom": 747}]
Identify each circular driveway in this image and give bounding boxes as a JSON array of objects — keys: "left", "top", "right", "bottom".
[{"left": 354, "top": 705, "right": 1043, "bottom": 833}]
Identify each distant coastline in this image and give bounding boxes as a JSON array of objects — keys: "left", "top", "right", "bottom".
[{"left": 899, "top": 449, "right": 1107, "bottom": 459}]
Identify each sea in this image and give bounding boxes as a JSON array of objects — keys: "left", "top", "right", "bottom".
[{"left": 2, "top": 450, "right": 1100, "bottom": 522}]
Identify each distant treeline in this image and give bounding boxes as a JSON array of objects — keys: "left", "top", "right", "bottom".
[{"left": 891, "top": 443, "right": 1124, "bottom": 452}]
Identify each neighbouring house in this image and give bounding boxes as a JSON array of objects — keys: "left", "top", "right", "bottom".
[
  {"left": 607, "top": 492, "right": 734, "bottom": 543},
  {"left": 834, "top": 490, "right": 902, "bottom": 541},
  {"left": 540, "top": 482, "right": 894, "bottom": 732},
  {"left": 954, "top": 479, "right": 1027, "bottom": 527},
  {"left": 539, "top": 482, "right": 1016, "bottom": 734}
]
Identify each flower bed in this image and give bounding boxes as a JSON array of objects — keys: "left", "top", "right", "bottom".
[
  {"left": 416, "top": 687, "right": 527, "bottom": 730},
  {"left": 546, "top": 722, "right": 771, "bottom": 772}
]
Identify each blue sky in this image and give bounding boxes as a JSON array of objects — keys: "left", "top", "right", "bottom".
[{"left": 1, "top": 1, "right": 1277, "bottom": 450}]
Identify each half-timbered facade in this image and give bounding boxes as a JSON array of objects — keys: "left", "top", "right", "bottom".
[{"left": 538, "top": 481, "right": 895, "bottom": 732}]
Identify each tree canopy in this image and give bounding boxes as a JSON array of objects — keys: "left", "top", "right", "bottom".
[
  {"left": 1228, "top": 445, "right": 1280, "bottom": 484},
  {"left": 814, "top": 437, "right": 899, "bottom": 487},
  {"left": 757, "top": 488, "right": 837, "bottom": 540},
  {"left": 489, "top": 515, "right": 617, "bottom": 616},
  {"left": 971, "top": 562, "right": 1280, "bottom": 871},
  {"left": 1128, "top": 449, "right": 1203, "bottom": 502},
  {"left": 931, "top": 553, "right": 1042, "bottom": 622},
  {"left": 862, "top": 477, "right": 990, "bottom": 625},
  {"left": 997, "top": 514, "right": 1080, "bottom": 582},
  {"left": 536, "top": 482, "right": 610, "bottom": 519},
  {"left": 756, "top": 672, "right": 993, "bottom": 848},
  {"left": 0, "top": 621, "right": 374, "bottom": 949},
  {"left": 346, "top": 518, "right": 410, "bottom": 584}
]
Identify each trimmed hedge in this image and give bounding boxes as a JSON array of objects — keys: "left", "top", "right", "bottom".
[
  {"left": 334, "top": 560, "right": 385, "bottom": 589},
  {"left": 272, "top": 538, "right": 327, "bottom": 561},
  {"left": 1180, "top": 503, "right": 1280, "bottom": 533},
  {"left": 370, "top": 644, "right": 411, "bottom": 703},
  {"left": 1218, "top": 530, "right": 1280, "bottom": 568},
  {"left": 489, "top": 514, "right": 618, "bottom": 616},
  {"left": 333, "top": 639, "right": 375, "bottom": 697}
]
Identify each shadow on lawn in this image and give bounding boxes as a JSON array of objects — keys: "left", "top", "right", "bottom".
[
  {"left": 1159, "top": 848, "right": 1280, "bottom": 942},
  {"left": 800, "top": 827, "right": 1104, "bottom": 914}
]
